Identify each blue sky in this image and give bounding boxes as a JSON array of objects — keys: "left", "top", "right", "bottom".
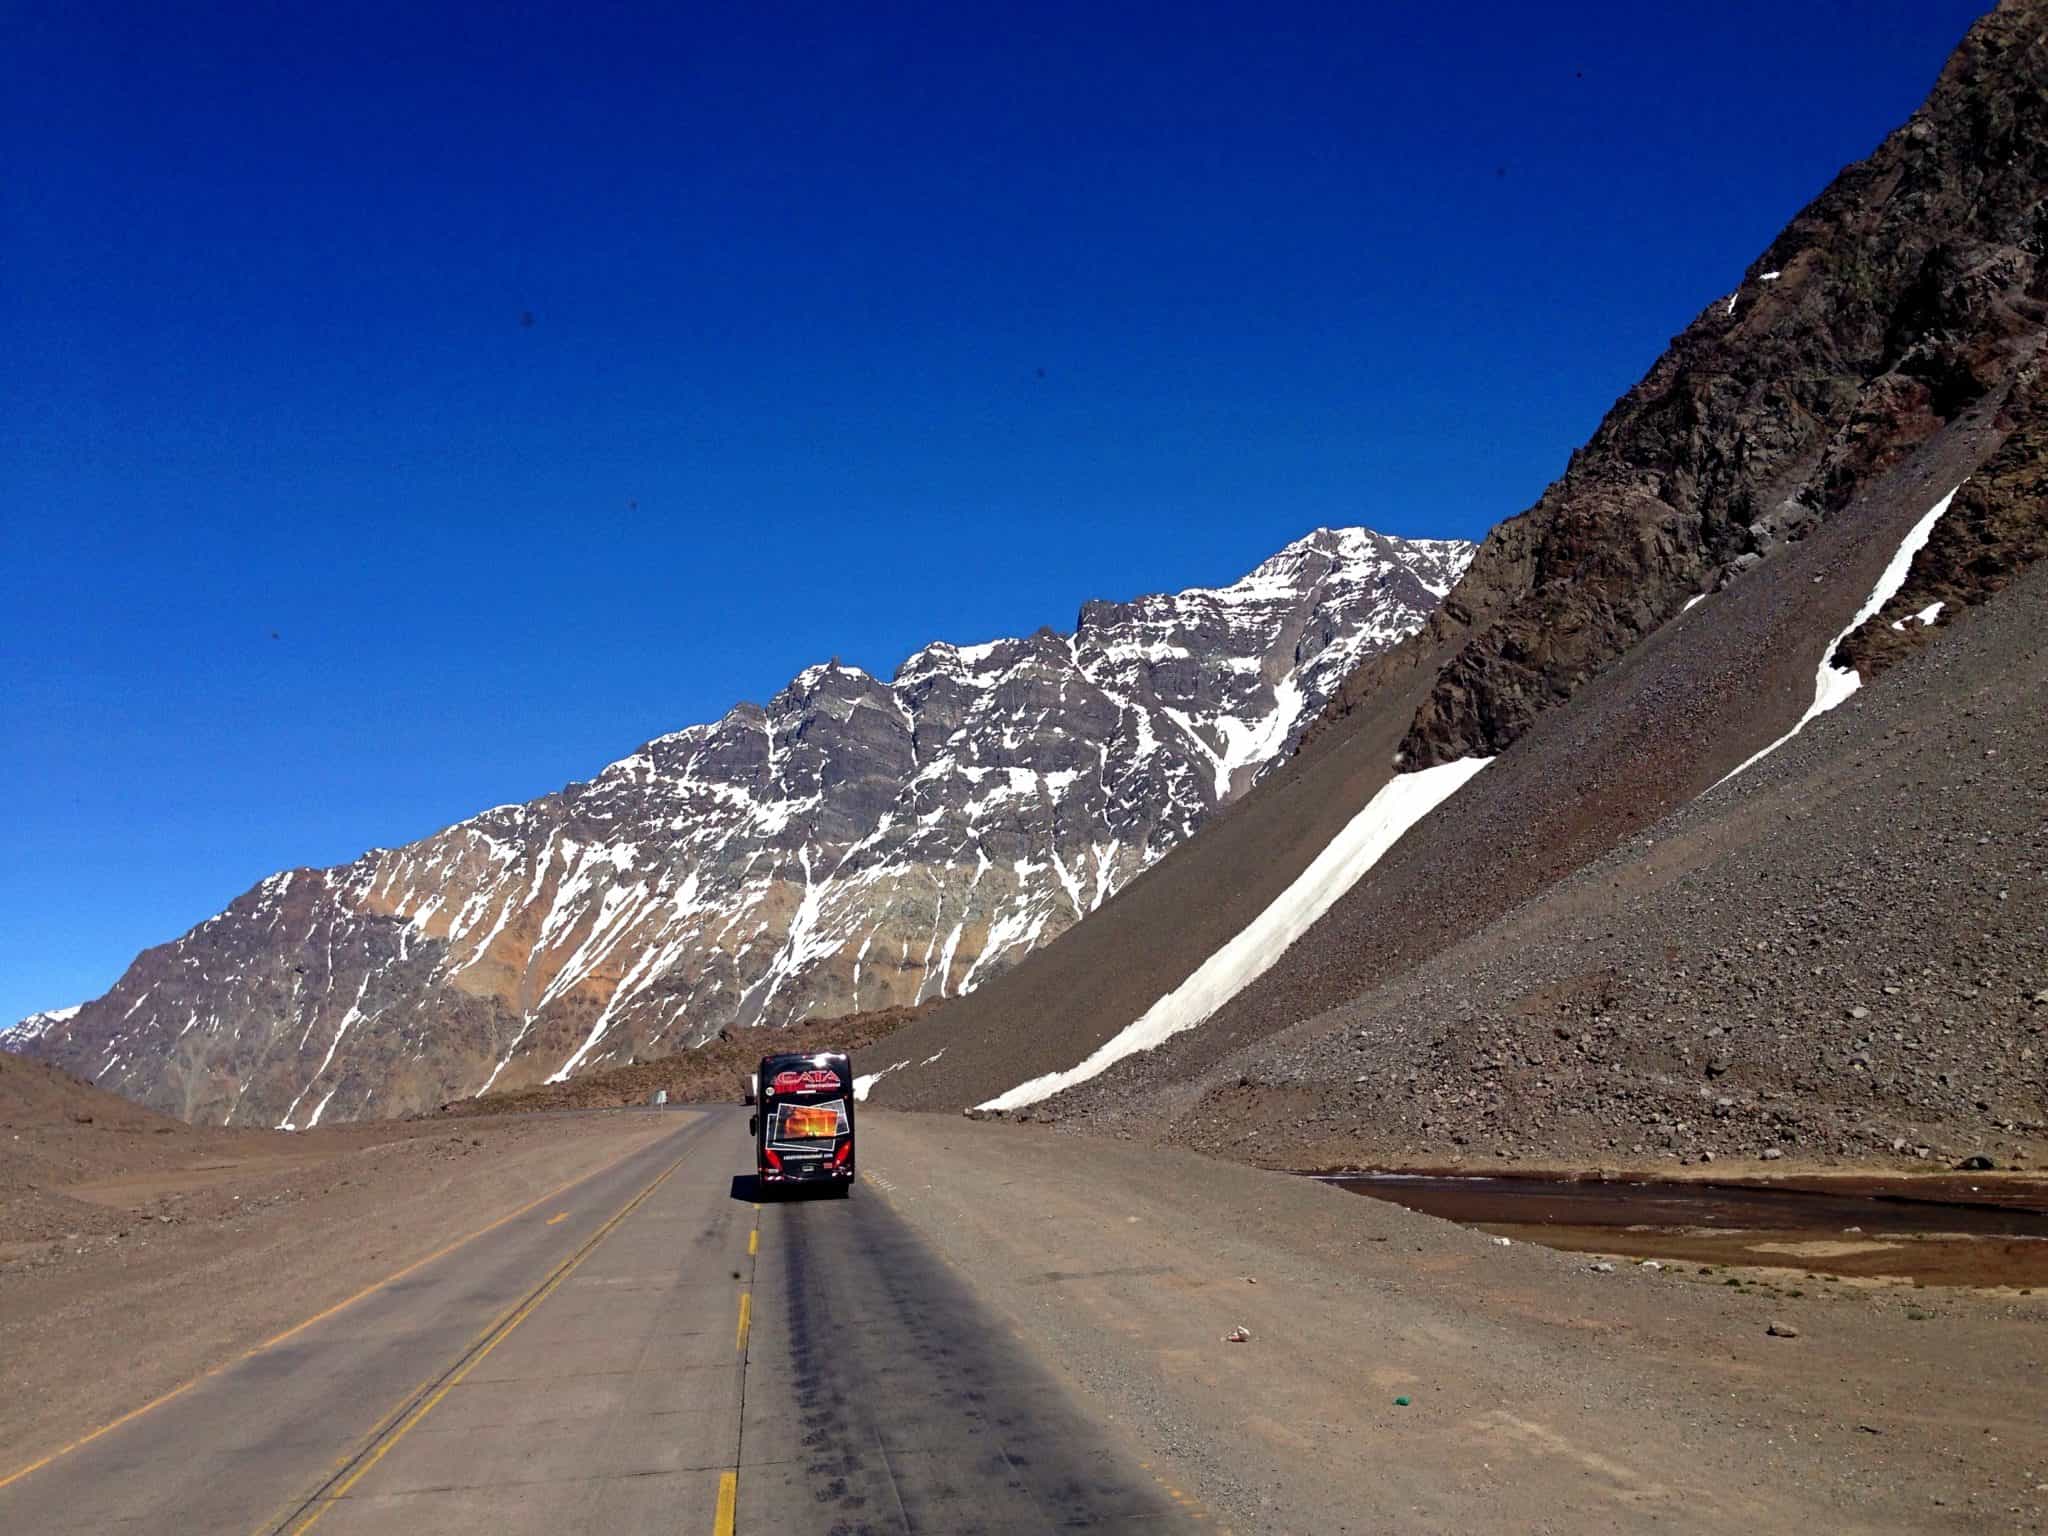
[{"left": 1, "top": 1, "right": 1987, "bottom": 1022}]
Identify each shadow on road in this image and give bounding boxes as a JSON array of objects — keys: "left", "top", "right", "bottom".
[{"left": 729, "top": 1174, "right": 848, "bottom": 1204}]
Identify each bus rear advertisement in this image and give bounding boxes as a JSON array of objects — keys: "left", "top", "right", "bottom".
[{"left": 751, "top": 1051, "right": 855, "bottom": 1195}]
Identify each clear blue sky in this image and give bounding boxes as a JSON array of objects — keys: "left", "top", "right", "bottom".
[{"left": 0, "top": 1, "right": 1987, "bottom": 1022}]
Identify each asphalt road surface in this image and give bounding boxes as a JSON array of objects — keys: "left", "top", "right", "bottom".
[{"left": 0, "top": 1109, "right": 1195, "bottom": 1534}]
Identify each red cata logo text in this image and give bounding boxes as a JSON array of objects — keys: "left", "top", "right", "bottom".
[{"left": 770, "top": 1068, "right": 843, "bottom": 1094}]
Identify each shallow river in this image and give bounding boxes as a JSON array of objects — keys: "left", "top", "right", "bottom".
[{"left": 1321, "top": 1171, "right": 2048, "bottom": 1288}]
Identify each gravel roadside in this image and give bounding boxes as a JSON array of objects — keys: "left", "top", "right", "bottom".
[{"left": 860, "top": 1109, "right": 2048, "bottom": 1534}]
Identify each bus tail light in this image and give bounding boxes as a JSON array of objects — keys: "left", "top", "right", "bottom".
[{"left": 832, "top": 1141, "right": 851, "bottom": 1167}]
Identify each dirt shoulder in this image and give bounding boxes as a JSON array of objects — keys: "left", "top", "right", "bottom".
[
  {"left": 860, "top": 1110, "right": 2048, "bottom": 1535},
  {"left": 0, "top": 1106, "right": 680, "bottom": 1469}
]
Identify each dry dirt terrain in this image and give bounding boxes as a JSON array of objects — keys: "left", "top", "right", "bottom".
[{"left": 8, "top": 1069, "right": 2045, "bottom": 1534}]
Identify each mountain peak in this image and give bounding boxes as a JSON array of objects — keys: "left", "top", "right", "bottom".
[{"left": 1, "top": 1005, "right": 80, "bottom": 1049}]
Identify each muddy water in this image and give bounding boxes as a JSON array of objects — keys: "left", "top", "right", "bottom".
[{"left": 1321, "top": 1172, "right": 2048, "bottom": 1288}]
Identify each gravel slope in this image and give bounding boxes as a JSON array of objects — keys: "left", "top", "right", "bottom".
[{"left": 1076, "top": 539, "right": 2048, "bottom": 1173}]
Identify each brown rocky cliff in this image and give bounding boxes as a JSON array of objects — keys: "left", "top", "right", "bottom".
[{"left": 1306, "top": 1, "right": 2048, "bottom": 768}]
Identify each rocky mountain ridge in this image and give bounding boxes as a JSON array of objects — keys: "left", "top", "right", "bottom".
[
  {"left": 14, "top": 527, "right": 1470, "bottom": 1126},
  {"left": 1306, "top": 0, "right": 2048, "bottom": 770},
  {"left": 4, "top": 1008, "right": 81, "bottom": 1050}
]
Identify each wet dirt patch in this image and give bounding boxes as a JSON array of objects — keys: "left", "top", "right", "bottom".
[{"left": 1318, "top": 1172, "right": 2048, "bottom": 1288}]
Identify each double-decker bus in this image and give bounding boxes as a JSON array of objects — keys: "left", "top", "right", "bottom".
[{"left": 750, "top": 1051, "right": 855, "bottom": 1195}]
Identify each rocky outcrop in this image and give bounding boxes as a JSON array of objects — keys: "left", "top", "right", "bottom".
[
  {"left": 1834, "top": 364, "right": 2048, "bottom": 676},
  {"left": 14, "top": 528, "right": 1470, "bottom": 1126},
  {"left": 1307, "top": 0, "right": 2048, "bottom": 769}
]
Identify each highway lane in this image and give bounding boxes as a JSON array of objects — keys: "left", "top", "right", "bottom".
[
  {"left": 0, "top": 1106, "right": 1193, "bottom": 1533},
  {"left": 739, "top": 1159, "right": 1188, "bottom": 1532}
]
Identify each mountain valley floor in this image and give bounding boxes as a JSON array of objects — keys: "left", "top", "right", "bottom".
[{"left": 4, "top": 1090, "right": 2045, "bottom": 1533}]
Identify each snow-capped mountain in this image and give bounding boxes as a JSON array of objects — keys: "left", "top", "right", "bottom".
[
  {"left": 17, "top": 527, "right": 1470, "bottom": 1126},
  {"left": 2, "top": 1006, "right": 81, "bottom": 1049}
]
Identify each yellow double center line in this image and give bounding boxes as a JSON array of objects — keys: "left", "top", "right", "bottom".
[{"left": 273, "top": 1153, "right": 685, "bottom": 1535}]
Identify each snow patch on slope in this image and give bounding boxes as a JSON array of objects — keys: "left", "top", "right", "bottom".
[
  {"left": 1713, "top": 487, "right": 1958, "bottom": 790},
  {"left": 854, "top": 1060, "right": 911, "bottom": 1101},
  {"left": 974, "top": 756, "right": 1494, "bottom": 1111}
]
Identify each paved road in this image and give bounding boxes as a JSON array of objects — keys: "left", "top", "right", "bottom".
[{"left": 0, "top": 1108, "right": 1192, "bottom": 1534}]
